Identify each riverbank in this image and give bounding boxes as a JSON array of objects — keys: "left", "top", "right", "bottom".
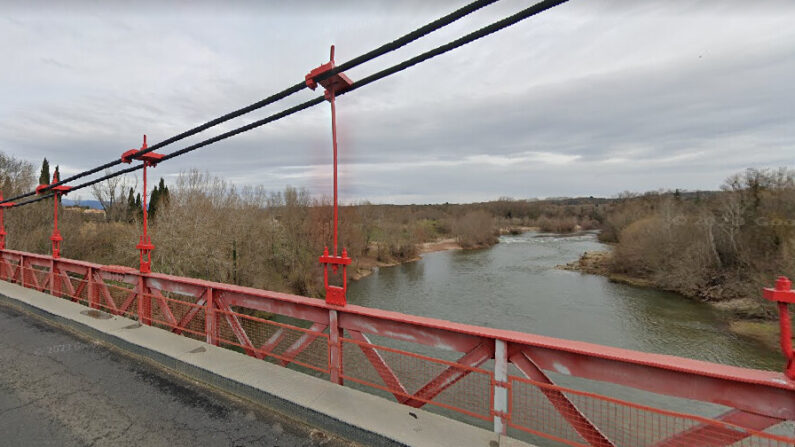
[
  {"left": 419, "top": 238, "right": 463, "bottom": 254},
  {"left": 558, "top": 249, "right": 790, "bottom": 351},
  {"left": 351, "top": 238, "right": 467, "bottom": 281},
  {"left": 557, "top": 250, "right": 655, "bottom": 288},
  {"left": 351, "top": 227, "right": 536, "bottom": 281}
]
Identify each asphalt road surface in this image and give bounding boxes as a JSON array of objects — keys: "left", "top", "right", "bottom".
[{"left": 0, "top": 303, "right": 356, "bottom": 447}]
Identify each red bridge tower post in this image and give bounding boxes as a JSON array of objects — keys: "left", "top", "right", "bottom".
[
  {"left": 0, "top": 192, "right": 15, "bottom": 280},
  {"left": 36, "top": 173, "right": 71, "bottom": 297},
  {"left": 121, "top": 135, "right": 164, "bottom": 274},
  {"left": 36, "top": 172, "right": 72, "bottom": 259},
  {"left": 763, "top": 276, "right": 795, "bottom": 380},
  {"left": 0, "top": 192, "right": 14, "bottom": 251},
  {"left": 306, "top": 45, "right": 354, "bottom": 385},
  {"left": 122, "top": 135, "right": 164, "bottom": 326},
  {"left": 306, "top": 46, "right": 354, "bottom": 307}
]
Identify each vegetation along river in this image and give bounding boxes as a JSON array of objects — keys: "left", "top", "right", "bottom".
[{"left": 348, "top": 231, "right": 781, "bottom": 371}]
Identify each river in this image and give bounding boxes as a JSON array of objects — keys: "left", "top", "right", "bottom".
[
  {"left": 345, "top": 231, "right": 792, "bottom": 444},
  {"left": 348, "top": 231, "right": 781, "bottom": 372}
]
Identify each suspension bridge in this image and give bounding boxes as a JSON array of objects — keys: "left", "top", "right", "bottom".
[{"left": 1, "top": 1, "right": 794, "bottom": 445}]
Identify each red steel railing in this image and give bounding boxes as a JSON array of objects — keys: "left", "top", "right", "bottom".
[{"left": 2, "top": 248, "right": 794, "bottom": 446}]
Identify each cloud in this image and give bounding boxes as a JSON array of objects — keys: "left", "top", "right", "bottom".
[{"left": 1, "top": 0, "right": 794, "bottom": 203}]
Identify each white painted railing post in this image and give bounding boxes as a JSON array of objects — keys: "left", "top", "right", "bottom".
[
  {"left": 19, "top": 254, "right": 25, "bottom": 288},
  {"left": 87, "top": 267, "right": 95, "bottom": 308},
  {"left": 329, "top": 309, "right": 343, "bottom": 385},
  {"left": 137, "top": 274, "right": 150, "bottom": 325},
  {"left": 49, "top": 258, "right": 55, "bottom": 295},
  {"left": 206, "top": 287, "right": 218, "bottom": 345},
  {"left": 493, "top": 338, "right": 509, "bottom": 434},
  {"left": 51, "top": 258, "right": 61, "bottom": 297}
]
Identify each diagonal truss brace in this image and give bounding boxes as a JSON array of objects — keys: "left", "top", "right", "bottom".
[
  {"left": 347, "top": 330, "right": 493, "bottom": 409},
  {"left": 510, "top": 348, "right": 615, "bottom": 447}
]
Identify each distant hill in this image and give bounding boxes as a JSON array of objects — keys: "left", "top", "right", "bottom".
[{"left": 62, "top": 199, "right": 103, "bottom": 210}]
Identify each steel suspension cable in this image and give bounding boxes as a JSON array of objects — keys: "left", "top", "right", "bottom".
[
  {"left": 12, "top": 165, "right": 144, "bottom": 208},
  {"left": 9, "top": 0, "right": 569, "bottom": 209},
  {"left": 2, "top": 0, "right": 501, "bottom": 205},
  {"left": 341, "top": 0, "right": 569, "bottom": 97}
]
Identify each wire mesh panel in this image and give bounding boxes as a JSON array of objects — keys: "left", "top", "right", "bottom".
[
  {"left": 52, "top": 269, "right": 89, "bottom": 304},
  {"left": 1, "top": 259, "right": 20, "bottom": 283},
  {"left": 12, "top": 264, "right": 33, "bottom": 288},
  {"left": 215, "top": 307, "right": 330, "bottom": 376},
  {"left": 340, "top": 337, "right": 494, "bottom": 421},
  {"left": 12, "top": 264, "right": 89, "bottom": 306},
  {"left": 147, "top": 289, "right": 207, "bottom": 340},
  {"left": 13, "top": 264, "right": 51, "bottom": 292},
  {"left": 8, "top": 262, "right": 23, "bottom": 285},
  {"left": 93, "top": 280, "right": 138, "bottom": 318},
  {"left": 508, "top": 376, "right": 795, "bottom": 447},
  {"left": 28, "top": 265, "right": 50, "bottom": 291}
]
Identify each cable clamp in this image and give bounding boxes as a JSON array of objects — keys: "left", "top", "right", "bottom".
[
  {"left": 305, "top": 45, "right": 353, "bottom": 98},
  {"left": 122, "top": 135, "right": 165, "bottom": 167}
]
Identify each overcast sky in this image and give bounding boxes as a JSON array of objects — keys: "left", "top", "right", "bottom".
[{"left": 1, "top": 0, "right": 793, "bottom": 204}]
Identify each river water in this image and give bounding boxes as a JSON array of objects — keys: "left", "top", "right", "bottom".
[{"left": 348, "top": 231, "right": 781, "bottom": 371}]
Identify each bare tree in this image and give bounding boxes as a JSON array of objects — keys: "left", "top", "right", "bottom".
[
  {"left": 0, "top": 152, "right": 35, "bottom": 196},
  {"left": 91, "top": 170, "right": 136, "bottom": 222}
]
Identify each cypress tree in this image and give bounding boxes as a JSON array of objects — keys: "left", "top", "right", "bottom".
[
  {"left": 232, "top": 240, "right": 238, "bottom": 285},
  {"left": 127, "top": 188, "right": 136, "bottom": 221},
  {"left": 39, "top": 158, "right": 50, "bottom": 185},
  {"left": 53, "top": 165, "right": 60, "bottom": 183},
  {"left": 149, "top": 185, "right": 160, "bottom": 221},
  {"left": 159, "top": 178, "right": 169, "bottom": 205},
  {"left": 148, "top": 178, "right": 168, "bottom": 221}
]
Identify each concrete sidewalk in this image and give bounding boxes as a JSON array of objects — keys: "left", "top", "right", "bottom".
[{"left": 0, "top": 281, "right": 532, "bottom": 447}]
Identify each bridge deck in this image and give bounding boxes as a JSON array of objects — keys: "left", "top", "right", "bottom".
[{"left": 0, "top": 302, "right": 350, "bottom": 447}]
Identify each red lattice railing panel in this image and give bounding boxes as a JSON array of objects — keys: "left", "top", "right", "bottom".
[
  {"left": 147, "top": 290, "right": 207, "bottom": 340},
  {"left": 341, "top": 337, "right": 494, "bottom": 421},
  {"left": 508, "top": 375, "right": 795, "bottom": 447},
  {"left": 215, "top": 307, "right": 330, "bottom": 375}
]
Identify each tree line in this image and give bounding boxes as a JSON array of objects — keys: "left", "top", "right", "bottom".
[{"left": 3, "top": 154, "right": 792, "bottom": 314}]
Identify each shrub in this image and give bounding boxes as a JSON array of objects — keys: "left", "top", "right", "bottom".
[{"left": 452, "top": 210, "right": 497, "bottom": 249}]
